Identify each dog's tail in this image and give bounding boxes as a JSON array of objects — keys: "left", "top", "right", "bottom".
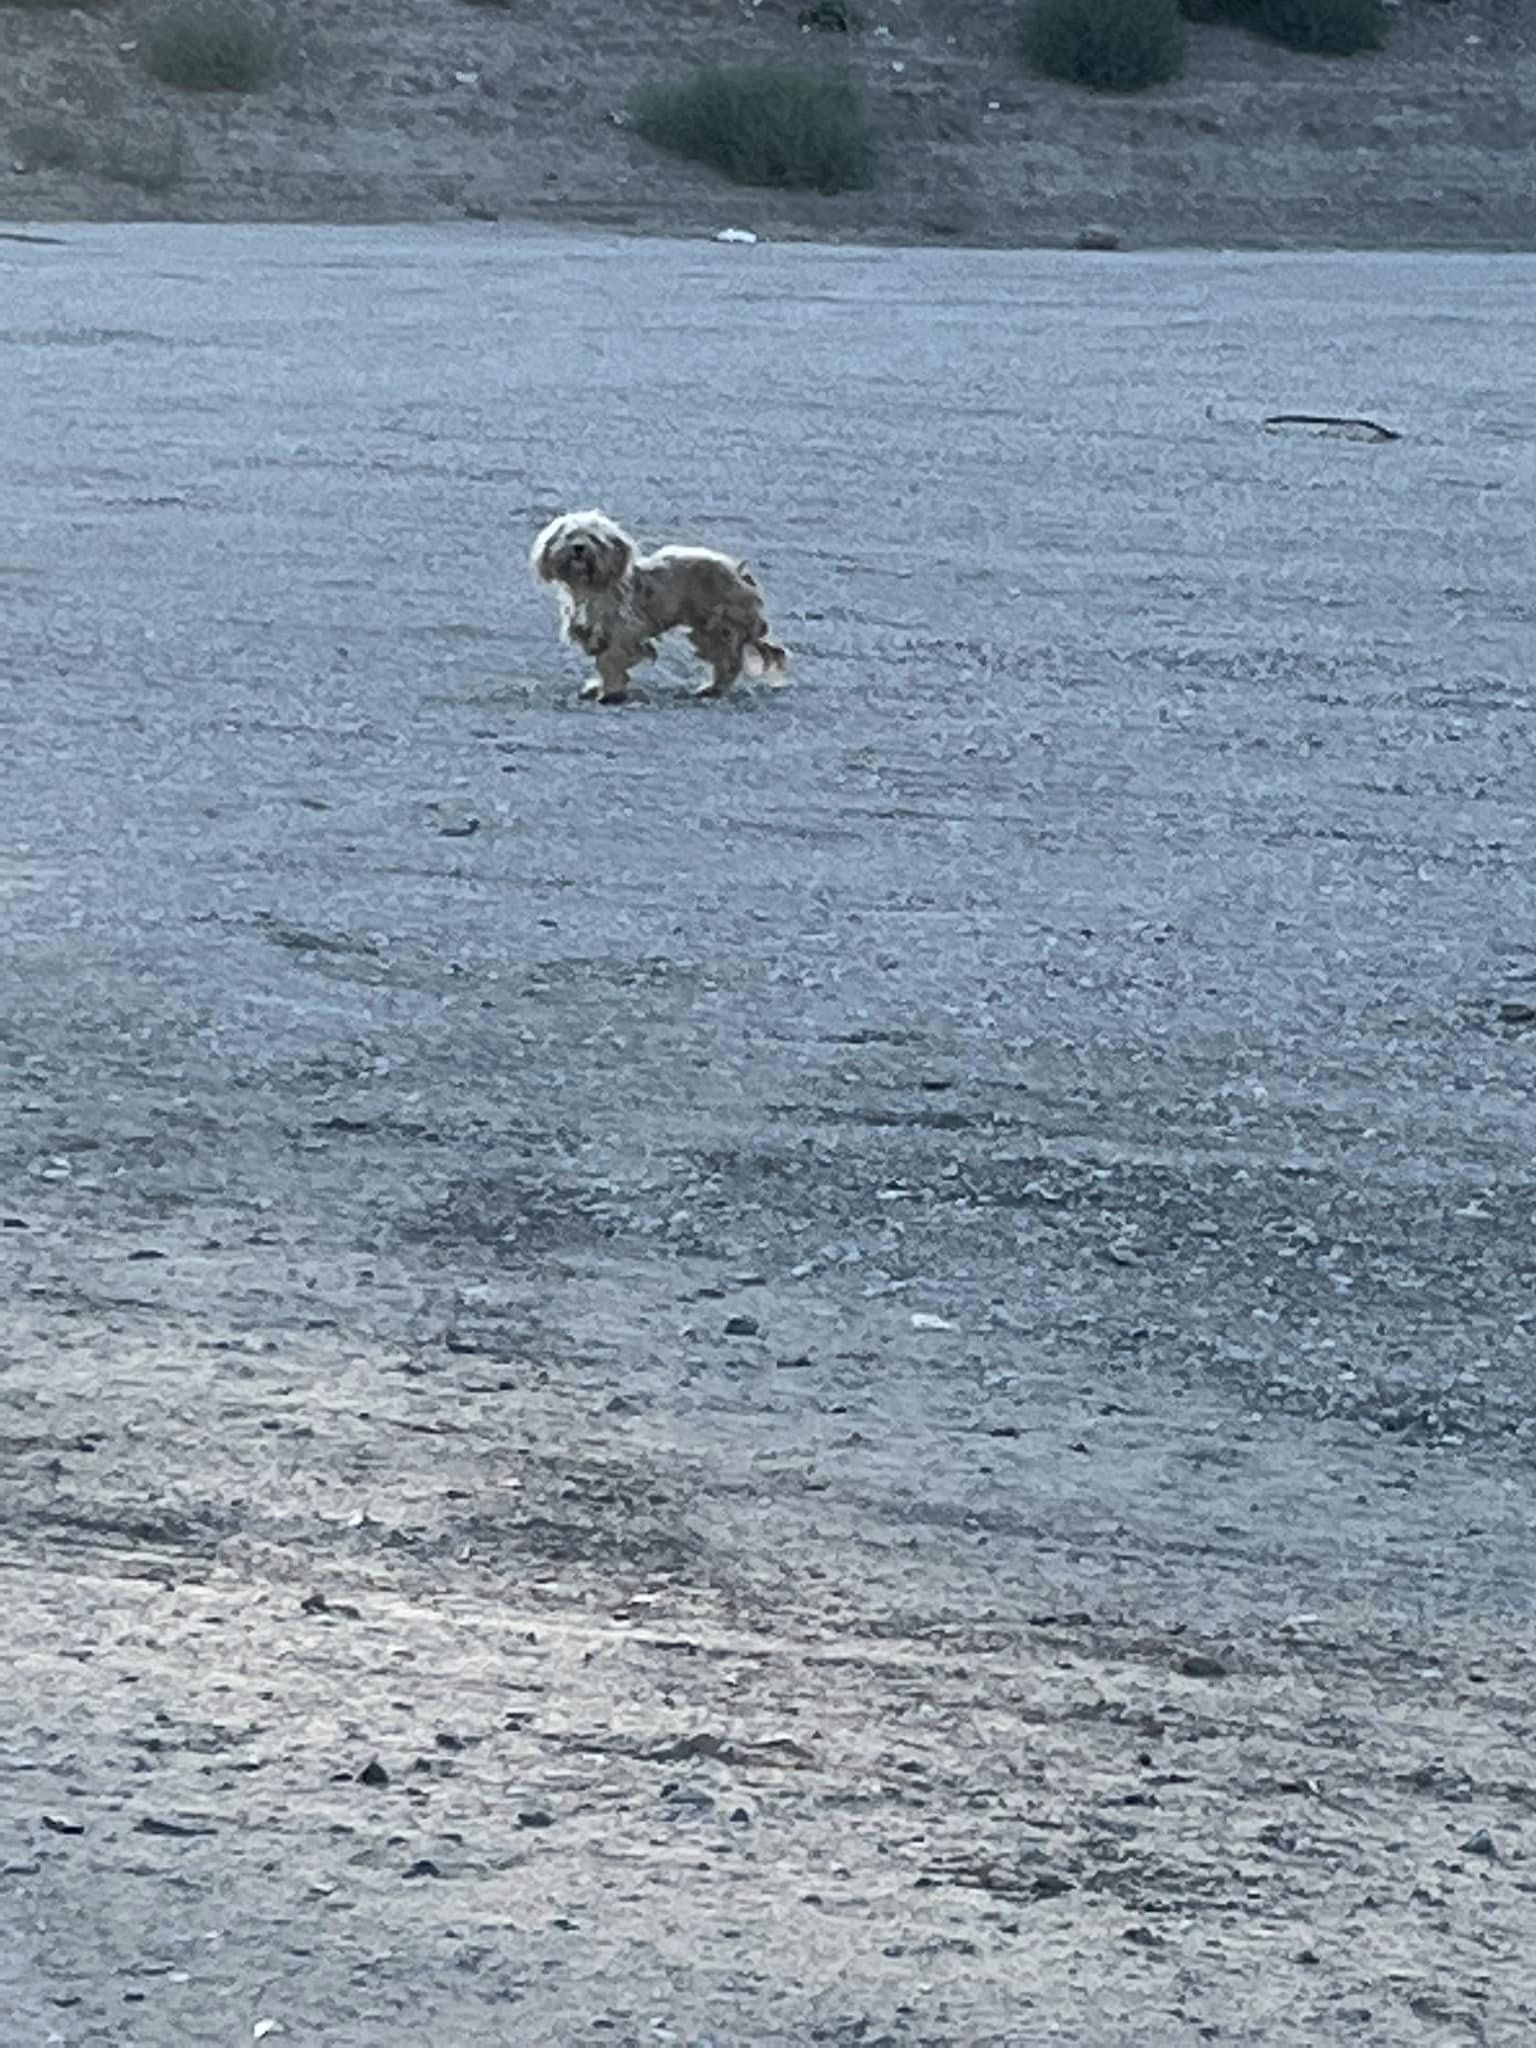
[{"left": 744, "top": 636, "right": 791, "bottom": 685}]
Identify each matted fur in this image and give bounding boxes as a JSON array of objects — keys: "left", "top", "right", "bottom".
[{"left": 531, "top": 508, "right": 790, "bottom": 704}]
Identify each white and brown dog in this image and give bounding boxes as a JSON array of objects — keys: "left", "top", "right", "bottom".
[{"left": 531, "top": 509, "right": 789, "bottom": 704}]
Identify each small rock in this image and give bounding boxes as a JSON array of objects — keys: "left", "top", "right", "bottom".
[
  {"left": 1460, "top": 1828, "right": 1497, "bottom": 1858},
  {"left": 1179, "top": 1652, "right": 1229, "bottom": 1680},
  {"left": 301, "top": 1590, "right": 361, "bottom": 1620},
  {"left": 40, "top": 1816, "right": 85, "bottom": 1836},
  {"left": 714, "top": 228, "right": 758, "bottom": 245},
  {"left": 723, "top": 1314, "right": 761, "bottom": 1337},
  {"left": 517, "top": 1809, "right": 555, "bottom": 1829},
  {"left": 1123, "top": 1924, "right": 1166, "bottom": 1950},
  {"left": 910, "top": 1311, "right": 956, "bottom": 1332},
  {"left": 404, "top": 1858, "right": 441, "bottom": 1879},
  {"left": 1498, "top": 1001, "right": 1536, "bottom": 1026},
  {"left": 1074, "top": 225, "right": 1121, "bottom": 252},
  {"left": 357, "top": 1759, "right": 390, "bottom": 1788},
  {"left": 661, "top": 1785, "right": 716, "bottom": 1811},
  {"left": 127, "top": 1247, "right": 167, "bottom": 1261},
  {"left": 1295, "top": 1948, "right": 1321, "bottom": 1965}
]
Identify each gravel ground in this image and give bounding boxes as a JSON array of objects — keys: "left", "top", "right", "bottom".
[{"left": 3, "top": 225, "right": 1536, "bottom": 2046}]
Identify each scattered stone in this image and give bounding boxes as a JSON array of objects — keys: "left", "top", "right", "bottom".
[
  {"left": 434, "top": 1732, "right": 466, "bottom": 1753},
  {"left": 647, "top": 1731, "right": 815, "bottom": 1769},
  {"left": 910, "top": 1311, "right": 956, "bottom": 1332},
  {"left": 517, "top": 1809, "right": 555, "bottom": 1829},
  {"left": 661, "top": 1784, "right": 716, "bottom": 1811},
  {"left": 1460, "top": 1828, "right": 1497, "bottom": 1858},
  {"left": 357, "top": 1759, "right": 390, "bottom": 1788},
  {"left": 1295, "top": 1947, "right": 1320, "bottom": 1965},
  {"left": 40, "top": 1815, "right": 85, "bottom": 1836},
  {"left": 134, "top": 1815, "right": 217, "bottom": 1837},
  {"left": 723, "top": 1313, "right": 761, "bottom": 1337},
  {"left": 714, "top": 228, "right": 759, "bottom": 245},
  {"left": 300, "top": 1590, "right": 361, "bottom": 1619},
  {"left": 1074, "top": 225, "right": 1121, "bottom": 251},
  {"left": 1179, "top": 1652, "right": 1229, "bottom": 1679},
  {"left": 404, "top": 1857, "right": 441, "bottom": 1879},
  {"left": 126, "top": 1247, "right": 167, "bottom": 1261},
  {"left": 775, "top": 1353, "right": 815, "bottom": 1370},
  {"left": 1397, "top": 1760, "right": 1474, "bottom": 1800},
  {"left": 1123, "top": 1924, "right": 1167, "bottom": 1950},
  {"left": 1497, "top": 1000, "right": 1536, "bottom": 1026}
]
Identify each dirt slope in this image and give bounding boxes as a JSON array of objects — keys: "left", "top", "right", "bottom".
[{"left": 3, "top": 0, "right": 1535, "bottom": 246}]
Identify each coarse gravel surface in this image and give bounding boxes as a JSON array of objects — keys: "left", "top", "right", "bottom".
[{"left": 2, "top": 225, "right": 1535, "bottom": 2046}]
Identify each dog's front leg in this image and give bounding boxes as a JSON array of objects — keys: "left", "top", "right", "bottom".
[{"left": 579, "top": 648, "right": 633, "bottom": 705}]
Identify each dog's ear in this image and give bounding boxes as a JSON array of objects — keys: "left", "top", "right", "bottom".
[
  {"left": 592, "top": 524, "right": 635, "bottom": 588},
  {"left": 531, "top": 519, "right": 564, "bottom": 583}
]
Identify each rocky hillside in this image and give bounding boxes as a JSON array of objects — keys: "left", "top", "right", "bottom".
[{"left": 3, "top": 0, "right": 1533, "bottom": 246}]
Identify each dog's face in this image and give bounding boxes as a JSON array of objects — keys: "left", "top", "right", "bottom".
[{"left": 531, "top": 511, "right": 634, "bottom": 592}]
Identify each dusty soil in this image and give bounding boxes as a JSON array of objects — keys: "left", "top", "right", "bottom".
[
  {"left": 4, "top": 225, "right": 1536, "bottom": 2043},
  {"left": 2, "top": 0, "right": 1535, "bottom": 247}
]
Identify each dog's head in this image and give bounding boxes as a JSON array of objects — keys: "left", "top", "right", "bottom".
[{"left": 530, "top": 511, "right": 635, "bottom": 592}]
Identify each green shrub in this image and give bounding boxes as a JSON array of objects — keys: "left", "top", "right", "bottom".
[
  {"left": 633, "top": 67, "right": 875, "bottom": 194},
  {"left": 1249, "top": 0, "right": 1387, "bottom": 53},
  {"left": 1020, "top": 0, "right": 1187, "bottom": 93},
  {"left": 142, "top": 5, "right": 278, "bottom": 92}
]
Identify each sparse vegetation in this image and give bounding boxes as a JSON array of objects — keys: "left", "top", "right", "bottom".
[
  {"left": 99, "top": 123, "right": 187, "bottom": 192},
  {"left": 141, "top": 4, "right": 279, "bottom": 93},
  {"left": 1249, "top": 0, "right": 1387, "bottom": 54},
  {"left": 11, "top": 116, "right": 84, "bottom": 169},
  {"left": 633, "top": 66, "right": 875, "bottom": 194},
  {"left": 1020, "top": 0, "right": 1187, "bottom": 93},
  {"left": 1178, "top": 0, "right": 1386, "bottom": 51}
]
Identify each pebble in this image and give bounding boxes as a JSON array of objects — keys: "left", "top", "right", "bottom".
[
  {"left": 357, "top": 1759, "right": 390, "bottom": 1788},
  {"left": 1074, "top": 225, "right": 1121, "bottom": 252},
  {"left": 1179, "top": 1653, "right": 1229, "bottom": 1679},
  {"left": 723, "top": 1314, "right": 761, "bottom": 1337},
  {"left": 1460, "top": 1827, "right": 1497, "bottom": 1858}
]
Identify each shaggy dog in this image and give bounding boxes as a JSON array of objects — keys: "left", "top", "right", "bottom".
[{"left": 531, "top": 509, "right": 789, "bottom": 704}]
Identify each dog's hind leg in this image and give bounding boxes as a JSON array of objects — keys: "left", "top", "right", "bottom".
[{"left": 688, "top": 624, "right": 744, "bottom": 699}]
